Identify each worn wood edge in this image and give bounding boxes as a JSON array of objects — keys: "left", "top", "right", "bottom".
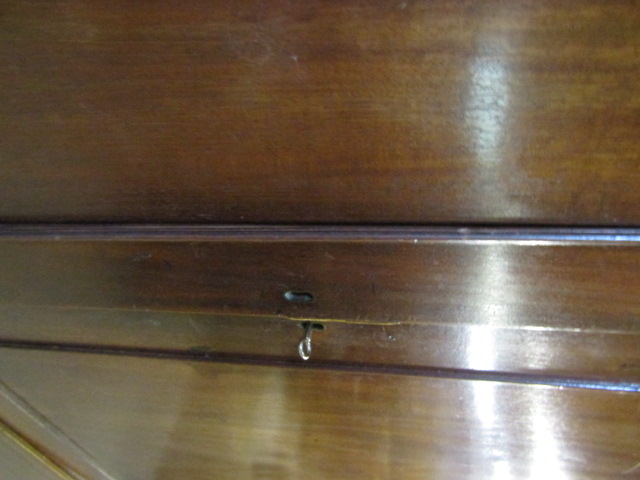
[
  {"left": 1, "top": 224, "right": 640, "bottom": 245},
  {"left": 0, "top": 418, "right": 78, "bottom": 480},
  {"left": 0, "top": 378, "right": 118, "bottom": 480},
  {"left": 1, "top": 341, "right": 637, "bottom": 393}
]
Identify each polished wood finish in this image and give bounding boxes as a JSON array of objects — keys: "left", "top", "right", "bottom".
[
  {"left": 2, "top": 1, "right": 639, "bottom": 476},
  {"left": 1, "top": 1, "right": 639, "bottom": 224},
  {"left": 1, "top": 305, "right": 639, "bottom": 383},
  {"left": 0, "top": 348, "right": 638, "bottom": 480},
  {"left": 0, "top": 420, "right": 72, "bottom": 480},
  {"left": 1, "top": 234, "right": 639, "bottom": 332},
  {"left": 0, "top": 375, "right": 114, "bottom": 480}
]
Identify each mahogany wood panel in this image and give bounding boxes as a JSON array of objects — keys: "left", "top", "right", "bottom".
[
  {"left": 1, "top": 305, "right": 639, "bottom": 383},
  {"left": 1, "top": 233, "right": 639, "bottom": 332},
  {"left": 0, "top": 348, "right": 638, "bottom": 480},
  {"left": 1, "top": 0, "right": 639, "bottom": 224}
]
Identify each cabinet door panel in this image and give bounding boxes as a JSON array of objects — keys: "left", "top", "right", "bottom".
[
  {"left": 0, "top": 348, "right": 638, "bottom": 480},
  {"left": 1, "top": 0, "right": 639, "bottom": 224}
]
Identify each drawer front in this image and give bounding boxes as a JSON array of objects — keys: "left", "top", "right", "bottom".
[
  {"left": 2, "top": 229, "right": 639, "bottom": 329},
  {"left": 1, "top": 0, "right": 639, "bottom": 224},
  {"left": 1, "top": 226, "right": 639, "bottom": 381}
]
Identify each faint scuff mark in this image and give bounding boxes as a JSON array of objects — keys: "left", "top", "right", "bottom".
[
  {"left": 131, "top": 252, "right": 152, "bottom": 263},
  {"left": 188, "top": 316, "right": 207, "bottom": 336},
  {"left": 230, "top": 30, "right": 273, "bottom": 65}
]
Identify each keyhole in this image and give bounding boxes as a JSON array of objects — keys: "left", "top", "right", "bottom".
[
  {"left": 298, "top": 321, "right": 325, "bottom": 331},
  {"left": 284, "top": 290, "right": 315, "bottom": 304}
]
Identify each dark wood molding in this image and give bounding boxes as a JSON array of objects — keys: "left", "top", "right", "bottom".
[
  {"left": 0, "top": 340, "right": 637, "bottom": 393},
  {"left": 1, "top": 224, "right": 640, "bottom": 244}
]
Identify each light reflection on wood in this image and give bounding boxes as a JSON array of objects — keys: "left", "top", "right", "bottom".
[{"left": 0, "top": 348, "right": 637, "bottom": 479}]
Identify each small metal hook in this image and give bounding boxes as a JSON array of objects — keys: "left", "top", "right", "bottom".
[{"left": 298, "top": 322, "right": 313, "bottom": 361}]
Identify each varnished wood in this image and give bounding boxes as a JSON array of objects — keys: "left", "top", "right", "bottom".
[
  {"left": 1, "top": 0, "right": 639, "bottom": 224},
  {"left": 1, "top": 305, "right": 639, "bottom": 383},
  {"left": 2, "top": 1, "right": 639, "bottom": 477},
  {"left": 0, "top": 348, "right": 638, "bottom": 480},
  {"left": 0, "top": 420, "right": 73, "bottom": 480},
  {"left": 0, "top": 373, "right": 113, "bottom": 480},
  {"left": 1, "top": 234, "right": 639, "bottom": 332},
  {"left": 2, "top": 224, "right": 640, "bottom": 243}
]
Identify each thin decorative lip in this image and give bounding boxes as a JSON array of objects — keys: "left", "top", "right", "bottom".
[
  {"left": 1, "top": 224, "right": 640, "bottom": 244},
  {"left": 0, "top": 339, "right": 638, "bottom": 393}
]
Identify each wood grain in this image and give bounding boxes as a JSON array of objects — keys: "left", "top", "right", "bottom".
[
  {"left": 0, "top": 420, "right": 73, "bottom": 480},
  {"left": 0, "top": 375, "right": 115, "bottom": 480},
  {"left": 1, "top": 235, "right": 639, "bottom": 332},
  {"left": 1, "top": 305, "right": 639, "bottom": 383},
  {"left": 1, "top": 0, "right": 639, "bottom": 224},
  {"left": 0, "top": 348, "right": 638, "bottom": 480}
]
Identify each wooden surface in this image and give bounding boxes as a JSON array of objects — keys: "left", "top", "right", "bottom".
[
  {"left": 0, "top": 374, "right": 115, "bottom": 480},
  {"left": 1, "top": 305, "right": 639, "bottom": 384},
  {"left": 1, "top": 0, "right": 639, "bottom": 224},
  {"left": 0, "top": 348, "right": 638, "bottom": 480},
  {"left": 1, "top": 232, "right": 639, "bottom": 332},
  {"left": 0, "top": 420, "right": 72, "bottom": 480},
  {"left": 2, "top": 1, "right": 639, "bottom": 477}
]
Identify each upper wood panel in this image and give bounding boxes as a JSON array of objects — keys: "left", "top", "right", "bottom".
[
  {"left": 0, "top": 348, "right": 638, "bottom": 480},
  {"left": 1, "top": 0, "right": 639, "bottom": 224}
]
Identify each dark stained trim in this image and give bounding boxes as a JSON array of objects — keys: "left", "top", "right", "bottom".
[
  {"left": 1, "top": 224, "right": 640, "bottom": 244},
  {"left": 1, "top": 340, "right": 637, "bottom": 393}
]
